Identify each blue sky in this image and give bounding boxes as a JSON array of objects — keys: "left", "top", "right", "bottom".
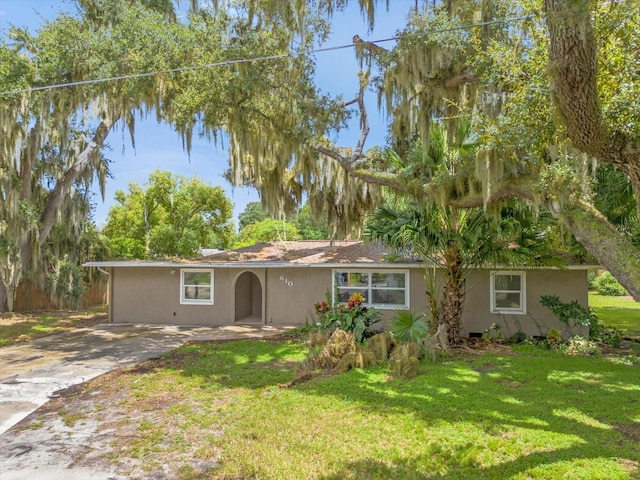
[{"left": 1, "top": 0, "right": 413, "bottom": 227}]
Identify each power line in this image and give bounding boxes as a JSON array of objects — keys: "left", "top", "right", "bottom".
[{"left": 0, "top": 14, "right": 538, "bottom": 96}]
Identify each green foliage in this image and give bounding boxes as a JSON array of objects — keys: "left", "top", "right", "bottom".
[
  {"left": 237, "top": 202, "right": 330, "bottom": 240},
  {"left": 291, "top": 203, "right": 331, "bottom": 240},
  {"left": 591, "top": 271, "right": 629, "bottom": 296},
  {"left": 482, "top": 323, "right": 504, "bottom": 342},
  {"left": 540, "top": 295, "right": 596, "bottom": 334},
  {"left": 46, "top": 257, "right": 87, "bottom": 309},
  {"left": 314, "top": 292, "right": 381, "bottom": 343},
  {"left": 507, "top": 331, "right": 528, "bottom": 345},
  {"left": 389, "top": 310, "right": 428, "bottom": 345},
  {"left": 238, "top": 202, "right": 269, "bottom": 231},
  {"left": 105, "top": 237, "right": 146, "bottom": 260},
  {"left": 589, "top": 321, "right": 623, "bottom": 348},
  {"left": 546, "top": 328, "right": 562, "bottom": 346},
  {"left": 234, "top": 218, "right": 301, "bottom": 248},
  {"left": 103, "top": 170, "right": 234, "bottom": 258}
]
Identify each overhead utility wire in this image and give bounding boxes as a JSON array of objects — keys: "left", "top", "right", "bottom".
[{"left": 1, "top": 13, "right": 538, "bottom": 96}]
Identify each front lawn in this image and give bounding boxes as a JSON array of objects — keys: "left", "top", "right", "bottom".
[
  {"left": 589, "top": 293, "right": 640, "bottom": 337},
  {"left": 29, "top": 337, "right": 640, "bottom": 479}
]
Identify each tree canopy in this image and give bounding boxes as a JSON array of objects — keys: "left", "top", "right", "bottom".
[{"left": 102, "top": 170, "right": 234, "bottom": 258}]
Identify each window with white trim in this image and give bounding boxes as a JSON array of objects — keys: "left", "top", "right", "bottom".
[
  {"left": 180, "top": 269, "right": 214, "bottom": 305},
  {"left": 333, "top": 270, "right": 409, "bottom": 310},
  {"left": 490, "top": 271, "right": 526, "bottom": 314}
]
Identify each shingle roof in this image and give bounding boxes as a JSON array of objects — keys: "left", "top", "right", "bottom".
[{"left": 202, "top": 240, "right": 413, "bottom": 264}]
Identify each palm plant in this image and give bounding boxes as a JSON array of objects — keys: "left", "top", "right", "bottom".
[
  {"left": 390, "top": 310, "right": 429, "bottom": 345},
  {"left": 365, "top": 125, "right": 559, "bottom": 344}
]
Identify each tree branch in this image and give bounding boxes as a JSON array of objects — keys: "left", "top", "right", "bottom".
[
  {"left": 544, "top": 0, "right": 640, "bottom": 204},
  {"left": 38, "top": 116, "right": 116, "bottom": 245}
]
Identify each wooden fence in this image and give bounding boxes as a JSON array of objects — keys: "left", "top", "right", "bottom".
[{"left": 13, "top": 278, "right": 108, "bottom": 312}]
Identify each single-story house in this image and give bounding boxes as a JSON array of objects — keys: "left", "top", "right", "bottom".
[{"left": 85, "top": 240, "right": 592, "bottom": 338}]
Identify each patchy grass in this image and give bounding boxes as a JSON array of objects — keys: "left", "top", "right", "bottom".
[
  {"left": 30, "top": 337, "right": 640, "bottom": 479},
  {"left": 589, "top": 293, "right": 640, "bottom": 337},
  {"left": 0, "top": 307, "right": 107, "bottom": 346}
]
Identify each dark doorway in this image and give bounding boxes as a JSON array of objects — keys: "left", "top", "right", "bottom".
[{"left": 234, "top": 272, "right": 263, "bottom": 324}]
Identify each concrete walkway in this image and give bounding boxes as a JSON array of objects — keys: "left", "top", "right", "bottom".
[{"left": 0, "top": 323, "right": 291, "bottom": 435}]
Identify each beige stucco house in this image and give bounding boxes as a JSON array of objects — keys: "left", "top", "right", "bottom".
[{"left": 85, "top": 240, "right": 591, "bottom": 338}]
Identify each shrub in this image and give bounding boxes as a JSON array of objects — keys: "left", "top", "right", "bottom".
[
  {"left": 314, "top": 292, "right": 381, "bottom": 343},
  {"left": 390, "top": 310, "right": 428, "bottom": 345},
  {"left": 540, "top": 295, "right": 595, "bottom": 334},
  {"left": 482, "top": 323, "right": 504, "bottom": 342},
  {"left": 507, "top": 331, "right": 528, "bottom": 344},
  {"left": 589, "top": 317, "right": 623, "bottom": 347},
  {"left": 546, "top": 328, "right": 562, "bottom": 346},
  {"left": 591, "top": 272, "right": 628, "bottom": 296},
  {"left": 561, "top": 336, "right": 600, "bottom": 356}
]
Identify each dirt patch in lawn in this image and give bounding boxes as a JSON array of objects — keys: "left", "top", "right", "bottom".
[
  {"left": 3, "top": 354, "right": 224, "bottom": 479},
  {"left": 0, "top": 308, "right": 108, "bottom": 346},
  {"left": 0, "top": 308, "right": 107, "bottom": 326}
]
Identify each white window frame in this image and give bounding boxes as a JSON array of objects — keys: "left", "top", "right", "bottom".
[
  {"left": 490, "top": 270, "right": 526, "bottom": 315},
  {"left": 332, "top": 269, "right": 410, "bottom": 310},
  {"left": 180, "top": 268, "right": 214, "bottom": 305}
]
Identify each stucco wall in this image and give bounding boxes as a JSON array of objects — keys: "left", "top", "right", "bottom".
[
  {"left": 459, "top": 269, "right": 589, "bottom": 338},
  {"left": 110, "top": 265, "right": 589, "bottom": 337},
  {"left": 111, "top": 267, "right": 235, "bottom": 326},
  {"left": 264, "top": 267, "right": 333, "bottom": 325}
]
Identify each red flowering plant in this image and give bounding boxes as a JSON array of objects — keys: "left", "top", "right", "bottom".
[
  {"left": 314, "top": 292, "right": 381, "bottom": 343},
  {"left": 314, "top": 300, "right": 330, "bottom": 314}
]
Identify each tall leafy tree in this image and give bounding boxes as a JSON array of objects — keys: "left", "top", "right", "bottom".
[
  {"left": 103, "top": 170, "right": 234, "bottom": 258},
  {"left": 237, "top": 201, "right": 331, "bottom": 240},
  {"left": 234, "top": 218, "right": 301, "bottom": 248},
  {"left": 238, "top": 202, "right": 270, "bottom": 231}
]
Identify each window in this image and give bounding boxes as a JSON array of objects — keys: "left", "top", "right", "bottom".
[
  {"left": 181, "top": 269, "right": 214, "bottom": 305},
  {"left": 490, "top": 271, "right": 526, "bottom": 314},
  {"left": 333, "top": 270, "right": 409, "bottom": 310}
]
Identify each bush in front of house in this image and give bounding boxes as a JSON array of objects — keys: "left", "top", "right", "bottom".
[
  {"left": 591, "top": 272, "right": 629, "bottom": 296},
  {"left": 540, "top": 295, "right": 596, "bottom": 335},
  {"left": 314, "top": 292, "right": 381, "bottom": 344}
]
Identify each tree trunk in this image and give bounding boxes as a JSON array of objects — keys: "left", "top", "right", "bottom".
[
  {"left": 439, "top": 248, "right": 465, "bottom": 344},
  {"left": 439, "top": 278, "right": 465, "bottom": 345},
  {"left": 19, "top": 117, "right": 115, "bottom": 271},
  {"left": 544, "top": 0, "right": 640, "bottom": 217},
  {"left": 0, "top": 282, "right": 8, "bottom": 313},
  {"left": 552, "top": 200, "right": 640, "bottom": 301}
]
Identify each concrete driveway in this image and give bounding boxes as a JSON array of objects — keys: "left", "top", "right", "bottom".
[{"left": 0, "top": 322, "right": 290, "bottom": 435}]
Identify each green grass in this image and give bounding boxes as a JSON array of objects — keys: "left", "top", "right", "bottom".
[
  {"left": 589, "top": 293, "right": 640, "bottom": 336},
  {"left": 0, "top": 307, "right": 107, "bottom": 346},
  {"left": 106, "top": 338, "right": 640, "bottom": 479}
]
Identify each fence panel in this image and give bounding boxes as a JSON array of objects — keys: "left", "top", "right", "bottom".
[{"left": 13, "top": 279, "right": 108, "bottom": 312}]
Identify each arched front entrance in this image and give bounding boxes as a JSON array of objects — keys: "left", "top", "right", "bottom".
[{"left": 234, "top": 271, "right": 263, "bottom": 324}]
